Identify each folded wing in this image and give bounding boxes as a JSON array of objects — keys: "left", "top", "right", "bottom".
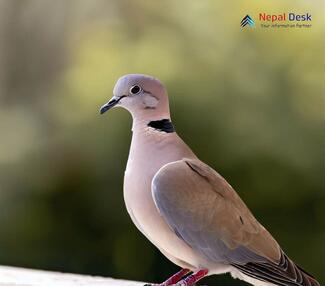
[{"left": 152, "top": 158, "right": 319, "bottom": 286}]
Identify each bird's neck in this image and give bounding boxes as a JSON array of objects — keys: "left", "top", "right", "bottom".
[
  {"left": 127, "top": 116, "right": 196, "bottom": 177},
  {"left": 131, "top": 114, "right": 175, "bottom": 134},
  {"left": 147, "top": 119, "right": 175, "bottom": 133}
]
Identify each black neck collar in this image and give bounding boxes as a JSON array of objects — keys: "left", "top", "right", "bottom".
[{"left": 147, "top": 119, "right": 175, "bottom": 133}]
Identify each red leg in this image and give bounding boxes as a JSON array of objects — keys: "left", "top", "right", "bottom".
[
  {"left": 174, "top": 269, "right": 208, "bottom": 286},
  {"left": 162, "top": 268, "right": 191, "bottom": 285},
  {"left": 144, "top": 268, "right": 191, "bottom": 286}
]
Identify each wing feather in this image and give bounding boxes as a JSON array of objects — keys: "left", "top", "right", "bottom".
[
  {"left": 152, "top": 158, "right": 319, "bottom": 286},
  {"left": 152, "top": 158, "right": 280, "bottom": 263},
  {"left": 232, "top": 252, "right": 319, "bottom": 286}
]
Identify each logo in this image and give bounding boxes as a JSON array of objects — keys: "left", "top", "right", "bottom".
[
  {"left": 259, "top": 13, "right": 312, "bottom": 22},
  {"left": 241, "top": 15, "right": 255, "bottom": 27},
  {"left": 240, "top": 13, "right": 312, "bottom": 29}
]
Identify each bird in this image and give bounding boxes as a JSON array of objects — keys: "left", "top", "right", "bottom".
[{"left": 100, "top": 74, "right": 320, "bottom": 286}]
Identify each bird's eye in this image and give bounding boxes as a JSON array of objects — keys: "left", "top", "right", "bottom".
[{"left": 129, "top": 85, "right": 142, "bottom": 95}]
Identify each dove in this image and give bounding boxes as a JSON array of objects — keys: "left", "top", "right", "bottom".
[{"left": 100, "top": 74, "right": 320, "bottom": 286}]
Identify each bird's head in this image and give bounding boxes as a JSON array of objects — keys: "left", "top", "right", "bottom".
[{"left": 100, "top": 74, "right": 170, "bottom": 121}]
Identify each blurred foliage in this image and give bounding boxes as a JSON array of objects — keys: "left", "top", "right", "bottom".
[{"left": 0, "top": 0, "right": 324, "bottom": 285}]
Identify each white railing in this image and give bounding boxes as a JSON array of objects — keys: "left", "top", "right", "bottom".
[{"left": 0, "top": 266, "right": 144, "bottom": 286}]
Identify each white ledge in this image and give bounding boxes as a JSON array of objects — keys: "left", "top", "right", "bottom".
[{"left": 0, "top": 265, "right": 144, "bottom": 286}]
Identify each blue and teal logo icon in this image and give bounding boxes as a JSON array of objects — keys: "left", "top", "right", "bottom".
[{"left": 241, "top": 15, "right": 255, "bottom": 27}]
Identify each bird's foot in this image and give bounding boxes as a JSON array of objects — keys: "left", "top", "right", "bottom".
[
  {"left": 174, "top": 269, "right": 208, "bottom": 286},
  {"left": 144, "top": 269, "right": 208, "bottom": 286},
  {"left": 144, "top": 268, "right": 190, "bottom": 286}
]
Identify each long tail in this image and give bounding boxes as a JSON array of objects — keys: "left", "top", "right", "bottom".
[{"left": 232, "top": 251, "right": 320, "bottom": 286}]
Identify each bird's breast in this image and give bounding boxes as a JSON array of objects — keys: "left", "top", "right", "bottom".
[
  {"left": 121, "top": 132, "right": 217, "bottom": 269},
  {"left": 123, "top": 155, "right": 166, "bottom": 236}
]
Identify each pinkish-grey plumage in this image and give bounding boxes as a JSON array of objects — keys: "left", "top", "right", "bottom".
[{"left": 100, "top": 74, "right": 320, "bottom": 286}]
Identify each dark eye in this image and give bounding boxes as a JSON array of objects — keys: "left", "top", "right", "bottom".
[{"left": 129, "top": 85, "right": 142, "bottom": 95}]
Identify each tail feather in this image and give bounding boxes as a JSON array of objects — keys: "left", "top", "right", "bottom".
[{"left": 232, "top": 251, "right": 320, "bottom": 286}]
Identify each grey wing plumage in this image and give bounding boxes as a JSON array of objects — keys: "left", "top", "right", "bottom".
[
  {"left": 152, "top": 158, "right": 320, "bottom": 286},
  {"left": 233, "top": 252, "right": 320, "bottom": 286}
]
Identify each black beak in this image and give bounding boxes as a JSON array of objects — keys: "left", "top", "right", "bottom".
[{"left": 99, "top": 96, "right": 126, "bottom": 114}]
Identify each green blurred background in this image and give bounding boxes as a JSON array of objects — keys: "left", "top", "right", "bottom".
[{"left": 0, "top": 0, "right": 324, "bottom": 285}]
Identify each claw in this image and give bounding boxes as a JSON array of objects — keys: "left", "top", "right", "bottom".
[
  {"left": 174, "top": 269, "right": 208, "bottom": 286},
  {"left": 144, "top": 269, "right": 191, "bottom": 286}
]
